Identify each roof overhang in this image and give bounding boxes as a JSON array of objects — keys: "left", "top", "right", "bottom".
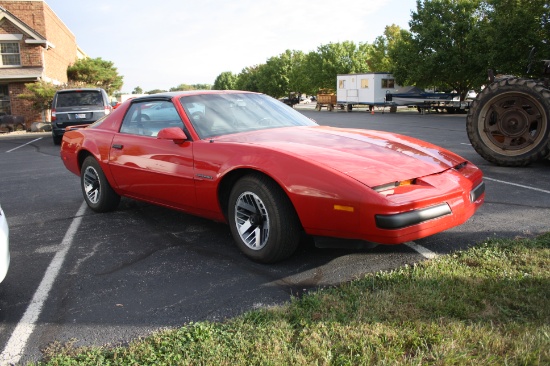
[
  {"left": 25, "top": 39, "right": 55, "bottom": 49},
  {"left": 0, "top": 67, "right": 44, "bottom": 83}
]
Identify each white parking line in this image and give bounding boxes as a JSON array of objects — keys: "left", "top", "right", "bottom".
[
  {"left": 405, "top": 242, "right": 439, "bottom": 259},
  {"left": 4, "top": 137, "right": 43, "bottom": 153},
  {"left": 484, "top": 176, "right": 550, "bottom": 194},
  {"left": 0, "top": 202, "right": 87, "bottom": 366},
  {"left": 404, "top": 175, "right": 549, "bottom": 259}
]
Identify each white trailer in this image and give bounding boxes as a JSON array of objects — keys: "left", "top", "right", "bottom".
[{"left": 336, "top": 73, "right": 401, "bottom": 111}]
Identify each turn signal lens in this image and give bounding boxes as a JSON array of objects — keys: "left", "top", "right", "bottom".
[{"left": 373, "top": 179, "right": 416, "bottom": 193}]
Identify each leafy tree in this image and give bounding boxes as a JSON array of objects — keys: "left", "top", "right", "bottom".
[
  {"left": 169, "top": 84, "right": 195, "bottom": 91},
  {"left": 285, "top": 50, "right": 310, "bottom": 96},
  {"left": 145, "top": 89, "right": 167, "bottom": 94},
  {"left": 18, "top": 81, "right": 60, "bottom": 112},
  {"left": 478, "top": 0, "right": 550, "bottom": 76},
  {"left": 235, "top": 66, "right": 261, "bottom": 92},
  {"left": 168, "top": 84, "right": 211, "bottom": 91},
  {"left": 67, "top": 57, "right": 124, "bottom": 95},
  {"left": 257, "top": 50, "right": 304, "bottom": 98},
  {"left": 261, "top": 56, "right": 285, "bottom": 96},
  {"left": 18, "top": 81, "right": 61, "bottom": 121},
  {"left": 388, "top": 0, "right": 548, "bottom": 98},
  {"left": 233, "top": 43, "right": 372, "bottom": 97},
  {"left": 390, "top": 0, "right": 487, "bottom": 98},
  {"left": 213, "top": 71, "right": 237, "bottom": 90},
  {"left": 132, "top": 86, "right": 143, "bottom": 94},
  {"left": 387, "top": 29, "right": 418, "bottom": 87},
  {"left": 368, "top": 25, "right": 403, "bottom": 72},
  {"left": 304, "top": 41, "right": 371, "bottom": 93},
  {"left": 192, "top": 84, "right": 212, "bottom": 90},
  {"left": 243, "top": 50, "right": 309, "bottom": 98}
]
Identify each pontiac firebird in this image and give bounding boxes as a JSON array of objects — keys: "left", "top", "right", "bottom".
[{"left": 60, "top": 91, "right": 485, "bottom": 263}]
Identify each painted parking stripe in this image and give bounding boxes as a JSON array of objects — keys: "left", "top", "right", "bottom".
[
  {"left": 484, "top": 176, "right": 550, "bottom": 194},
  {"left": 405, "top": 241, "right": 439, "bottom": 259},
  {"left": 4, "top": 137, "right": 43, "bottom": 153},
  {"left": 0, "top": 201, "right": 87, "bottom": 365}
]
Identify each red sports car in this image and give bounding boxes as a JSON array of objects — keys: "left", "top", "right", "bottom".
[{"left": 60, "top": 91, "right": 485, "bottom": 263}]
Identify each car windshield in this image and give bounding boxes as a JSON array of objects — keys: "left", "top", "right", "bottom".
[{"left": 179, "top": 93, "right": 317, "bottom": 139}]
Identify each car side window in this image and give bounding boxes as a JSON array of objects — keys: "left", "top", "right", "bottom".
[{"left": 120, "top": 101, "right": 184, "bottom": 137}]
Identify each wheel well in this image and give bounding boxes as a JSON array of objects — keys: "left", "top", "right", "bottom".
[
  {"left": 217, "top": 169, "right": 289, "bottom": 221},
  {"left": 77, "top": 150, "right": 93, "bottom": 172}
]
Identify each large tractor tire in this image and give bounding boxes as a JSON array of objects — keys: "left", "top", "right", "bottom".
[{"left": 466, "top": 78, "right": 550, "bottom": 166}]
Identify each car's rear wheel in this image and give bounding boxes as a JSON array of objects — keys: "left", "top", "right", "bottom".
[
  {"left": 228, "top": 174, "right": 301, "bottom": 263},
  {"left": 53, "top": 134, "right": 62, "bottom": 145},
  {"left": 81, "top": 156, "right": 120, "bottom": 212}
]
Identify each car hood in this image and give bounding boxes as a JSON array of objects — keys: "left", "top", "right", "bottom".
[{"left": 214, "top": 126, "right": 465, "bottom": 187}]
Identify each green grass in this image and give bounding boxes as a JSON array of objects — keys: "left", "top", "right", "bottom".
[{"left": 36, "top": 233, "right": 550, "bottom": 365}]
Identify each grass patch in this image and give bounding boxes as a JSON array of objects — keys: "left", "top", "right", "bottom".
[{"left": 36, "top": 234, "right": 550, "bottom": 365}]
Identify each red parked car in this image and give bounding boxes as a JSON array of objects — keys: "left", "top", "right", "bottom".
[{"left": 60, "top": 91, "right": 485, "bottom": 263}]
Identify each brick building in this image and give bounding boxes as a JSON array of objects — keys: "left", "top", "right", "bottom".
[{"left": 0, "top": 0, "right": 85, "bottom": 127}]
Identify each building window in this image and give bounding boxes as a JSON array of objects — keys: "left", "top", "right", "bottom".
[
  {"left": 0, "top": 43, "right": 21, "bottom": 66},
  {"left": 0, "top": 85, "right": 11, "bottom": 115},
  {"left": 381, "top": 78, "right": 395, "bottom": 88},
  {"left": 361, "top": 79, "right": 369, "bottom": 88}
]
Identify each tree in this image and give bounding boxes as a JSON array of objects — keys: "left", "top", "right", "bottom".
[
  {"left": 132, "top": 86, "right": 143, "bottom": 94},
  {"left": 235, "top": 66, "right": 261, "bottom": 92},
  {"left": 304, "top": 41, "right": 371, "bottom": 93},
  {"left": 284, "top": 50, "right": 309, "bottom": 96},
  {"left": 145, "top": 89, "right": 167, "bottom": 94},
  {"left": 388, "top": 0, "right": 549, "bottom": 99},
  {"left": 388, "top": 29, "right": 424, "bottom": 87},
  {"left": 368, "top": 25, "right": 403, "bottom": 72},
  {"left": 17, "top": 81, "right": 61, "bottom": 121},
  {"left": 192, "top": 84, "right": 212, "bottom": 90},
  {"left": 256, "top": 52, "right": 292, "bottom": 97},
  {"left": 213, "top": 71, "right": 237, "bottom": 90},
  {"left": 169, "top": 84, "right": 195, "bottom": 91},
  {"left": 478, "top": 0, "right": 550, "bottom": 76},
  {"left": 67, "top": 57, "right": 123, "bottom": 95},
  {"left": 389, "top": 0, "right": 487, "bottom": 98}
]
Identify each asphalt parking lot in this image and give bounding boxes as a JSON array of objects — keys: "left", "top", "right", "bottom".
[{"left": 0, "top": 108, "right": 549, "bottom": 364}]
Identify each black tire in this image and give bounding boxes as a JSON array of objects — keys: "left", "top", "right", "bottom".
[
  {"left": 346, "top": 104, "right": 353, "bottom": 112},
  {"left": 228, "top": 174, "right": 301, "bottom": 263},
  {"left": 80, "top": 156, "right": 121, "bottom": 212},
  {"left": 53, "top": 134, "right": 62, "bottom": 145},
  {"left": 466, "top": 78, "right": 550, "bottom": 166},
  {"left": 328, "top": 104, "right": 334, "bottom": 112}
]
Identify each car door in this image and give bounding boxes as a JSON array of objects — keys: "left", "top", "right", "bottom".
[{"left": 108, "top": 99, "right": 197, "bottom": 210}]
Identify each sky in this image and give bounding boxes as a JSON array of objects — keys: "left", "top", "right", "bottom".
[{"left": 44, "top": 0, "right": 418, "bottom": 93}]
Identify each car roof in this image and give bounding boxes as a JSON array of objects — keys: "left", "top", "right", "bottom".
[
  {"left": 132, "top": 90, "right": 257, "bottom": 102},
  {"left": 56, "top": 88, "right": 105, "bottom": 93}
]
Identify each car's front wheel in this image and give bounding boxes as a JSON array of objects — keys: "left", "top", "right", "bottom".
[
  {"left": 81, "top": 156, "right": 120, "bottom": 212},
  {"left": 228, "top": 174, "right": 301, "bottom": 263}
]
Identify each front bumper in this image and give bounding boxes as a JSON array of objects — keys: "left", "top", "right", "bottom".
[
  {"left": 375, "top": 181, "right": 485, "bottom": 230},
  {"left": 302, "top": 163, "right": 485, "bottom": 245}
]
